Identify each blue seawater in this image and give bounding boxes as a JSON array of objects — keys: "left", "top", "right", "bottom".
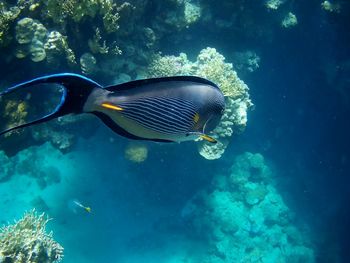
[{"left": 0, "top": 1, "right": 349, "bottom": 262}]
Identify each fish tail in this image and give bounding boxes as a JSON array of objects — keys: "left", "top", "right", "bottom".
[{"left": 0, "top": 73, "right": 102, "bottom": 136}]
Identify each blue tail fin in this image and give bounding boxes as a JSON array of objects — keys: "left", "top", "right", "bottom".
[{"left": 0, "top": 73, "right": 102, "bottom": 136}]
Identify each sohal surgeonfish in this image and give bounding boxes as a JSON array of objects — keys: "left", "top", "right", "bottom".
[{"left": 0, "top": 73, "right": 225, "bottom": 143}]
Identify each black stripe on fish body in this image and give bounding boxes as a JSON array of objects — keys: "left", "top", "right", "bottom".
[
  {"left": 117, "top": 97, "right": 199, "bottom": 135},
  {"left": 121, "top": 111, "right": 190, "bottom": 135},
  {"left": 119, "top": 95, "right": 198, "bottom": 113},
  {"left": 120, "top": 108, "right": 193, "bottom": 135},
  {"left": 93, "top": 111, "right": 173, "bottom": 142},
  {"left": 119, "top": 98, "right": 197, "bottom": 128},
  {"left": 122, "top": 102, "right": 195, "bottom": 127},
  {"left": 121, "top": 107, "right": 193, "bottom": 131}
]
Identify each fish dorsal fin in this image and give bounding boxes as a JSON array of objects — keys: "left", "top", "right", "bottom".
[{"left": 104, "top": 76, "right": 219, "bottom": 92}]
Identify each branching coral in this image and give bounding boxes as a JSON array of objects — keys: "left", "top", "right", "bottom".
[
  {"left": 44, "top": 0, "right": 99, "bottom": 24},
  {"left": 99, "top": 0, "right": 122, "bottom": 34},
  {"left": 88, "top": 27, "right": 122, "bottom": 55},
  {"left": 44, "top": 0, "right": 132, "bottom": 33},
  {"left": 0, "top": 209, "right": 63, "bottom": 263}
]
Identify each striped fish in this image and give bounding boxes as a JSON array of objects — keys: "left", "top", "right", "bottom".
[{"left": 0, "top": 73, "right": 225, "bottom": 143}]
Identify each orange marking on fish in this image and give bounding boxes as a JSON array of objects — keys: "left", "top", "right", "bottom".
[{"left": 101, "top": 103, "right": 123, "bottom": 111}]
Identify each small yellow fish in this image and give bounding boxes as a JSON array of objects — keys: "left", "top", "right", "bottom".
[
  {"left": 74, "top": 200, "right": 92, "bottom": 213},
  {"left": 69, "top": 199, "right": 92, "bottom": 214}
]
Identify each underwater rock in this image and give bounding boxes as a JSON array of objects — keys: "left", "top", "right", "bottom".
[
  {"left": 244, "top": 182, "right": 268, "bottom": 206},
  {"left": 188, "top": 152, "right": 315, "bottom": 262},
  {"left": 0, "top": 151, "right": 14, "bottom": 183},
  {"left": 31, "top": 123, "right": 75, "bottom": 153},
  {"left": 0, "top": 209, "right": 63, "bottom": 263}
]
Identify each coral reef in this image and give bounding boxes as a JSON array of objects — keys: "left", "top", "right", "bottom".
[
  {"left": 148, "top": 48, "right": 252, "bottom": 159},
  {"left": 124, "top": 143, "right": 148, "bottom": 163},
  {"left": 233, "top": 50, "right": 261, "bottom": 74},
  {"left": 14, "top": 17, "right": 75, "bottom": 64},
  {"left": 0, "top": 2, "right": 21, "bottom": 47},
  {"left": 281, "top": 12, "right": 298, "bottom": 28},
  {"left": 184, "top": 152, "right": 315, "bottom": 262},
  {"left": 80, "top": 52, "right": 98, "bottom": 75},
  {"left": 151, "top": 0, "right": 202, "bottom": 34},
  {"left": 0, "top": 209, "right": 63, "bottom": 263},
  {"left": 4, "top": 100, "right": 28, "bottom": 127},
  {"left": 321, "top": 1, "right": 341, "bottom": 13},
  {"left": 265, "top": 0, "right": 286, "bottom": 10},
  {"left": 0, "top": 142, "right": 63, "bottom": 189}
]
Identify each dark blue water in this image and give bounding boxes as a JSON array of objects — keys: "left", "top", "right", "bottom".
[{"left": 0, "top": 1, "right": 349, "bottom": 262}]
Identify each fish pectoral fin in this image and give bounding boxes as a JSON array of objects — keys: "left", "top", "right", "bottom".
[
  {"left": 101, "top": 102, "right": 124, "bottom": 111},
  {"left": 200, "top": 134, "right": 217, "bottom": 144}
]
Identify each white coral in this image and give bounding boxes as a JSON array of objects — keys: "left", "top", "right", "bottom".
[{"left": 0, "top": 209, "right": 63, "bottom": 263}]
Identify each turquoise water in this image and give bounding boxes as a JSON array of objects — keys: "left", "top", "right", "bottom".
[{"left": 1, "top": 0, "right": 349, "bottom": 262}]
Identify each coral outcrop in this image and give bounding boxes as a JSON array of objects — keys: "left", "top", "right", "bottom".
[
  {"left": 183, "top": 152, "right": 315, "bottom": 262},
  {"left": 321, "top": 1, "right": 341, "bottom": 13},
  {"left": 124, "top": 143, "right": 148, "bottom": 163},
  {"left": 0, "top": 209, "right": 63, "bottom": 263},
  {"left": 281, "top": 12, "right": 298, "bottom": 28},
  {"left": 233, "top": 50, "right": 261, "bottom": 74},
  {"left": 148, "top": 48, "right": 252, "bottom": 159},
  {"left": 265, "top": 0, "right": 286, "bottom": 10}
]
